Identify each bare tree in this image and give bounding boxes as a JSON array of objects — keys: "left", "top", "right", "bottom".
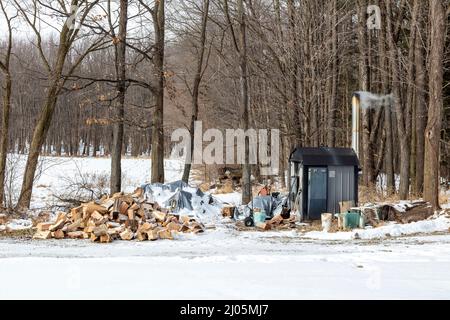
[
  {"left": 413, "top": 0, "right": 427, "bottom": 195},
  {"left": 14, "top": 0, "right": 106, "bottom": 210},
  {"left": 0, "top": 0, "right": 15, "bottom": 207},
  {"left": 424, "top": 0, "right": 446, "bottom": 209},
  {"left": 181, "top": 0, "right": 210, "bottom": 183},
  {"left": 385, "top": 0, "right": 411, "bottom": 200},
  {"left": 137, "top": 0, "right": 166, "bottom": 183},
  {"left": 110, "top": 0, "right": 129, "bottom": 194},
  {"left": 222, "top": 0, "right": 251, "bottom": 203}
]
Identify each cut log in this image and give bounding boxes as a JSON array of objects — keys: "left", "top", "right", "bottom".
[
  {"left": 166, "top": 222, "right": 182, "bottom": 232},
  {"left": 84, "top": 202, "right": 108, "bottom": 215},
  {"left": 49, "top": 218, "right": 67, "bottom": 232},
  {"left": 189, "top": 222, "right": 205, "bottom": 233},
  {"left": 70, "top": 206, "right": 83, "bottom": 221},
  {"left": 52, "top": 229, "right": 65, "bottom": 239},
  {"left": 180, "top": 215, "right": 191, "bottom": 224},
  {"left": 107, "top": 221, "right": 121, "bottom": 228},
  {"left": 136, "top": 207, "right": 146, "bottom": 218},
  {"left": 101, "top": 198, "right": 115, "bottom": 211},
  {"left": 84, "top": 225, "right": 95, "bottom": 233},
  {"left": 67, "top": 231, "right": 84, "bottom": 239},
  {"left": 153, "top": 211, "right": 166, "bottom": 222},
  {"left": 107, "top": 228, "right": 120, "bottom": 236},
  {"left": 138, "top": 222, "right": 153, "bottom": 233},
  {"left": 125, "top": 219, "right": 139, "bottom": 232},
  {"left": 119, "top": 202, "right": 129, "bottom": 215},
  {"left": 110, "top": 198, "right": 120, "bottom": 220},
  {"left": 36, "top": 222, "right": 53, "bottom": 231},
  {"left": 161, "top": 217, "right": 171, "bottom": 227},
  {"left": 129, "top": 203, "right": 139, "bottom": 211},
  {"left": 100, "top": 234, "right": 111, "bottom": 243},
  {"left": 157, "top": 228, "right": 174, "bottom": 240},
  {"left": 0, "top": 214, "right": 7, "bottom": 225},
  {"left": 131, "top": 187, "right": 143, "bottom": 198},
  {"left": 147, "top": 229, "right": 159, "bottom": 241},
  {"left": 91, "top": 210, "right": 104, "bottom": 221},
  {"left": 268, "top": 214, "right": 284, "bottom": 226},
  {"left": 56, "top": 212, "right": 67, "bottom": 222},
  {"left": 136, "top": 231, "right": 147, "bottom": 241},
  {"left": 127, "top": 208, "right": 135, "bottom": 220},
  {"left": 256, "top": 222, "right": 271, "bottom": 231},
  {"left": 66, "top": 219, "right": 83, "bottom": 232},
  {"left": 221, "top": 206, "right": 235, "bottom": 218},
  {"left": 92, "top": 224, "right": 108, "bottom": 237},
  {"left": 120, "top": 229, "right": 134, "bottom": 240},
  {"left": 33, "top": 230, "right": 52, "bottom": 239},
  {"left": 180, "top": 223, "right": 190, "bottom": 232}
]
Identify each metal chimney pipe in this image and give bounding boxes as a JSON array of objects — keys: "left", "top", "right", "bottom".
[{"left": 351, "top": 94, "right": 360, "bottom": 158}]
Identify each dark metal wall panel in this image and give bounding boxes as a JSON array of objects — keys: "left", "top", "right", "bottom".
[{"left": 327, "top": 166, "right": 355, "bottom": 214}]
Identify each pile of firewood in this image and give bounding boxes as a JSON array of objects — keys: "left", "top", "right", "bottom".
[
  {"left": 234, "top": 213, "right": 296, "bottom": 231},
  {"left": 0, "top": 214, "right": 7, "bottom": 225},
  {"left": 256, "top": 214, "right": 296, "bottom": 231},
  {"left": 33, "top": 188, "right": 204, "bottom": 243}
]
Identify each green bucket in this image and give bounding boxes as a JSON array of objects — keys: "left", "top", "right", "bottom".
[{"left": 342, "top": 211, "right": 364, "bottom": 230}]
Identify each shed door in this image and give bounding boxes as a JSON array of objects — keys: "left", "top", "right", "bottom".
[{"left": 307, "top": 167, "right": 327, "bottom": 220}]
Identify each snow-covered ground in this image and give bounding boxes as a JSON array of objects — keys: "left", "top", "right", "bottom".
[
  {"left": 303, "top": 214, "right": 450, "bottom": 240},
  {"left": 1, "top": 155, "right": 450, "bottom": 299},
  {"left": 1, "top": 227, "right": 450, "bottom": 299}
]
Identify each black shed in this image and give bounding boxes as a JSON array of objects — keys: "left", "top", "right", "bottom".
[{"left": 288, "top": 147, "right": 360, "bottom": 220}]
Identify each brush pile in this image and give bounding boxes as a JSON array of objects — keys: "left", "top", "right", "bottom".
[{"left": 33, "top": 188, "right": 205, "bottom": 243}]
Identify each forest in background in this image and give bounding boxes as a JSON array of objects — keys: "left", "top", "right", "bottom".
[{"left": 0, "top": 0, "right": 449, "bottom": 211}]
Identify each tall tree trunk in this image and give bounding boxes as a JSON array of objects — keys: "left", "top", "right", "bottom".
[
  {"left": 414, "top": 0, "right": 426, "bottom": 195},
  {"left": 0, "top": 1, "right": 13, "bottom": 207},
  {"left": 16, "top": 38, "right": 70, "bottom": 210},
  {"left": 406, "top": 0, "right": 419, "bottom": 194},
  {"left": 424, "top": 0, "right": 446, "bottom": 210},
  {"left": 17, "top": 84, "right": 64, "bottom": 209},
  {"left": 378, "top": 2, "right": 395, "bottom": 193},
  {"left": 238, "top": 0, "right": 251, "bottom": 204},
  {"left": 386, "top": 0, "right": 410, "bottom": 199},
  {"left": 0, "top": 73, "right": 11, "bottom": 207},
  {"left": 327, "top": 0, "right": 338, "bottom": 147},
  {"left": 357, "top": 0, "right": 373, "bottom": 186},
  {"left": 287, "top": 0, "right": 302, "bottom": 147},
  {"left": 110, "top": 0, "right": 128, "bottom": 194},
  {"left": 182, "top": 0, "right": 210, "bottom": 183},
  {"left": 151, "top": 0, "right": 165, "bottom": 183},
  {"left": 15, "top": 0, "right": 100, "bottom": 210}
]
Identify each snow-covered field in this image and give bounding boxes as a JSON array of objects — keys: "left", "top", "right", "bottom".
[
  {"left": 28, "top": 156, "right": 185, "bottom": 210},
  {"left": 1, "top": 156, "right": 450, "bottom": 299},
  {"left": 1, "top": 228, "right": 450, "bottom": 299}
]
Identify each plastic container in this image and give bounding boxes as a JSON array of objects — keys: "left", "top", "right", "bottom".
[
  {"left": 253, "top": 210, "right": 266, "bottom": 224},
  {"left": 321, "top": 213, "right": 333, "bottom": 232},
  {"left": 342, "top": 211, "right": 361, "bottom": 230},
  {"left": 359, "top": 214, "right": 366, "bottom": 228}
]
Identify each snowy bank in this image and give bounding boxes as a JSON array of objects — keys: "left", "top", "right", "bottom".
[{"left": 302, "top": 214, "right": 450, "bottom": 240}]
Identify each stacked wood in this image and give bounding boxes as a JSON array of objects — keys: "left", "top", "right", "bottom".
[
  {"left": 32, "top": 190, "right": 205, "bottom": 243},
  {"left": 0, "top": 214, "right": 8, "bottom": 225},
  {"left": 221, "top": 206, "right": 235, "bottom": 218},
  {"left": 266, "top": 214, "right": 297, "bottom": 230},
  {"left": 379, "top": 201, "right": 434, "bottom": 224}
]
